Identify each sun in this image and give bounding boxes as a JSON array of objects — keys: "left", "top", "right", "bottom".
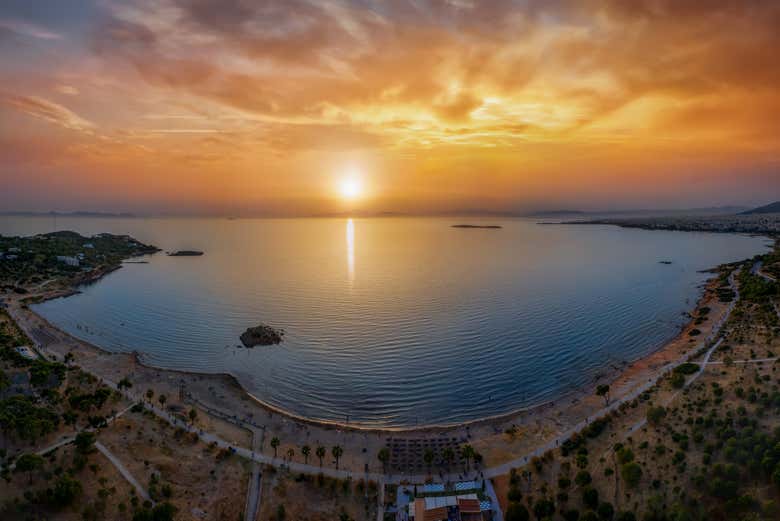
[{"left": 338, "top": 176, "right": 363, "bottom": 200}]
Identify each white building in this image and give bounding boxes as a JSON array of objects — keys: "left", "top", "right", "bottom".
[{"left": 56, "top": 255, "right": 80, "bottom": 267}]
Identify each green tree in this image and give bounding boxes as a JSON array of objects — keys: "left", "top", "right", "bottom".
[
  {"left": 15, "top": 452, "right": 44, "bottom": 484},
  {"left": 286, "top": 448, "right": 294, "bottom": 462},
  {"left": 52, "top": 474, "right": 83, "bottom": 506},
  {"left": 646, "top": 406, "right": 666, "bottom": 426},
  {"left": 533, "top": 498, "right": 555, "bottom": 519},
  {"left": 505, "top": 502, "right": 530, "bottom": 521},
  {"left": 302, "top": 445, "right": 311, "bottom": 464},
  {"left": 332, "top": 445, "right": 343, "bottom": 469},
  {"left": 316, "top": 446, "right": 326, "bottom": 466},
  {"left": 75, "top": 431, "right": 96, "bottom": 454},
  {"left": 117, "top": 377, "right": 132, "bottom": 391},
  {"left": 270, "top": 437, "right": 280, "bottom": 458},
  {"left": 423, "top": 448, "right": 435, "bottom": 473},
  {"left": 188, "top": 408, "right": 198, "bottom": 425},
  {"left": 145, "top": 389, "right": 154, "bottom": 403},
  {"left": 157, "top": 394, "right": 167, "bottom": 409},
  {"left": 378, "top": 447, "right": 390, "bottom": 470},
  {"left": 620, "top": 462, "right": 642, "bottom": 488},
  {"left": 461, "top": 444, "right": 476, "bottom": 470},
  {"left": 442, "top": 447, "right": 455, "bottom": 470}
]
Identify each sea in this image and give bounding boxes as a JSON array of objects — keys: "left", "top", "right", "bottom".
[{"left": 0, "top": 216, "right": 770, "bottom": 427}]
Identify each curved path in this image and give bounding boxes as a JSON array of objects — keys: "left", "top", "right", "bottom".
[{"left": 5, "top": 267, "right": 744, "bottom": 492}]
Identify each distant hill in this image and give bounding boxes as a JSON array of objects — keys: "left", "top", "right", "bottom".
[{"left": 741, "top": 201, "right": 780, "bottom": 215}]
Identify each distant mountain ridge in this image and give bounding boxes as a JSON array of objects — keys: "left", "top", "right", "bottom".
[{"left": 741, "top": 201, "right": 780, "bottom": 215}]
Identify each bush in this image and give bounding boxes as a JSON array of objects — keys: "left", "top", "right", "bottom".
[
  {"left": 646, "top": 406, "right": 667, "bottom": 426},
  {"left": 582, "top": 487, "right": 599, "bottom": 509},
  {"left": 575, "top": 470, "right": 592, "bottom": 487},
  {"left": 621, "top": 462, "right": 642, "bottom": 488}
]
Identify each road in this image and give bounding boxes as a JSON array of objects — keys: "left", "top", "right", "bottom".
[
  {"left": 3, "top": 265, "right": 744, "bottom": 521},
  {"left": 244, "top": 431, "right": 263, "bottom": 521}
]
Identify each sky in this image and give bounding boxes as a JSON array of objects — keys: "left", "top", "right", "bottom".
[{"left": 0, "top": 0, "right": 778, "bottom": 216}]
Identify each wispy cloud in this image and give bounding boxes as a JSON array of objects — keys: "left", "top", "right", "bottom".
[
  {"left": 2, "top": 94, "right": 94, "bottom": 132},
  {"left": 0, "top": 18, "right": 62, "bottom": 40}
]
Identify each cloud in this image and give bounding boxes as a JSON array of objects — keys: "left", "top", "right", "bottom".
[
  {"left": 0, "top": 19, "right": 62, "bottom": 40},
  {"left": 2, "top": 94, "right": 94, "bottom": 132}
]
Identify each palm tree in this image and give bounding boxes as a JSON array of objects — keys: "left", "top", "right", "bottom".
[
  {"left": 158, "top": 394, "right": 167, "bottom": 409},
  {"left": 286, "top": 448, "right": 295, "bottom": 462},
  {"left": 270, "top": 437, "right": 280, "bottom": 458},
  {"left": 301, "top": 445, "right": 311, "bottom": 464},
  {"left": 145, "top": 388, "right": 154, "bottom": 403},
  {"left": 423, "top": 449, "right": 435, "bottom": 473},
  {"left": 332, "top": 445, "right": 343, "bottom": 469},
  {"left": 442, "top": 447, "right": 455, "bottom": 471},
  {"left": 316, "top": 446, "right": 326, "bottom": 466},
  {"left": 461, "top": 444, "right": 475, "bottom": 471},
  {"left": 378, "top": 447, "right": 390, "bottom": 471},
  {"left": 188, "top": 408, "right": 198, "bottom": 425}
]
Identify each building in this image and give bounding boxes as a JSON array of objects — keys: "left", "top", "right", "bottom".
[
  {"left": 56, "top": 255, "right": 80, "bottom": 267},
  {"left": 408, "top": 492, "right": 492, "bottom": 521}
]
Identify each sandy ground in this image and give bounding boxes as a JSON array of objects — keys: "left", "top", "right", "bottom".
[{"left": 258, "top": 466, "right": 379, "bottom": 521}]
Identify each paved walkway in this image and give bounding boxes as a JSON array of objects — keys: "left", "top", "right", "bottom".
[{"left": 4, "top": 265, "right": 744, "bottom": 505}]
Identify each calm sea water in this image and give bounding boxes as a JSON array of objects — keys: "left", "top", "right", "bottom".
[{"left": 1, "top": 216, "right": 770, "bottom": 427}]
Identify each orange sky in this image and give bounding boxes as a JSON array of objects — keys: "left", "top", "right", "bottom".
[{"left": 1, "top": 0, "right": 778, "bottom": 215}]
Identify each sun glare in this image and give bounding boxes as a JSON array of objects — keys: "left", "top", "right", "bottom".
[{"left": 338, "top": 176, "right": 363, "bottom": 200}]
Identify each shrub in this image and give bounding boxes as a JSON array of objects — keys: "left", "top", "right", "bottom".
[{"left": 621, "top": 462, "right": 642, "bottom": 488}]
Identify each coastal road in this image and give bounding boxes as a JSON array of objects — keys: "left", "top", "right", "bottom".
[
  {"left": 3, "top": 266, "right": 745, "bottom": 493},
  {"left": 244, "top": 432, "right": 263, "bottom": 521}
]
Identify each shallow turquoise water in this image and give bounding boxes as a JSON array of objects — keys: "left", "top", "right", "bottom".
[{"left": 1, "top": 216, "right": 769, "bottom": 427}]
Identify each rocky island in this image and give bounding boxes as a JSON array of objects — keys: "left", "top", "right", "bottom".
[
  {"left": 168, "top": 250, "right": 204, "bottom": 256},
  {"left": 451, "top": 224, "right": 503, "bottom": 229},
  {"left": 240, "top": 323, "right": 285, "bottom": 347}
]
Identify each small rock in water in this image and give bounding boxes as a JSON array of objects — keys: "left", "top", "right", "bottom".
[{"left": 240, "top": 324, "right": 285, "bottom": 347}]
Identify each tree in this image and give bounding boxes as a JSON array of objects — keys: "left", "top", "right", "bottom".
[
  {"left": 423, "top": 449, "right": 435, "bottom": 473},
  {"left": 157, "top": 394, "right": 167, "bottom": 409},
  {"left": 533, "top": 498, "right": 555, "bottom": 520},
  {"left": 332, "top": 445, "right": 343, "bottom": 469},
  {"left": 646, "top": 406, "right": 666, "bottom": 426},
  {"left": 145, "top": 389, "right": 154, "bottom": 403},
  {"left": 286, "top": 448, "right": 295, "bottom": 462},
  {"left": 378, "top": 447, "right": 390, "bottom": 470},
  {"left": 52, "top": 474, "right": 83, "bottom": 506},
  {"left": 596, "top": 385, "right": 610, "bottom": 406},
  {"left": 582, "top": 487, "right": 599, "bottom": 509},
  {"left": 302, "top": 445, "right": 311, "bottom": 464},
  {"left": 461, "top": 444, "right": 475, "bottom": 470},
  {"left": 15, "top": 452, "right": 44, "bottom": 484},
  {"left": 620, "top": 462, "right": 642, "bottom": 488},
  {"left": 117, "top": 377, "right": 132, "bottom": 391},
  {"left": 597, "top": 501, "right": 614, "bottom": 521},
  {"left": 442, "top": 447, "right": 455, "bottom": 470},
  {"left": 316, "top": 446, "right": 326, "bottom": 466},
  {"left": 188, "top": 408, "right": 198, "bottom": 425},
  {"left": 575, "top": 470, "right": 592, "bottom": 487},
  {"left": 505, "top": 502, "right": 530, "bottom": 521},
  {"left": 0, "top": 370, "right": 9, "bottom": 392},
  {"left": 75, "top": 431, "right": 96, "bottom": 454},
  {"left": 615, "top": 512, "right": 636, "bottom": 521},
  {"left": 270, "top": 437, "right": 280, "bottom": 458}
]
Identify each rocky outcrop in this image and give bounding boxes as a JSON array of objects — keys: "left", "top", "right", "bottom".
[{"left": 240, "top": 324, "right": 285, "bottom": 347}]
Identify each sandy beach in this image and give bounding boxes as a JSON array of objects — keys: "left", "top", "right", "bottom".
[{"left": 4, "top": 258, "right": 738, "bottom": 479}]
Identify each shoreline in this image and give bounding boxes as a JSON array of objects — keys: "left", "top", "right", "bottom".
[{"left": 22, "top": 253, "right": 740, "bottom": 435}]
